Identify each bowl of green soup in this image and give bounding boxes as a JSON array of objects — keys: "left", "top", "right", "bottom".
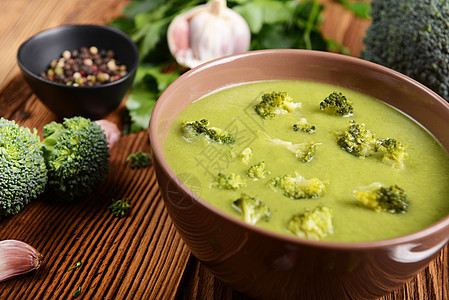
[{"left": 149, "top": 49, "right": 449, "bottom": 299}]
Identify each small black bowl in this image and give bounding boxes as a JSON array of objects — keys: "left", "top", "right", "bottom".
[{"left": 17, "top": 24, "right": 139, "bottom": 120}]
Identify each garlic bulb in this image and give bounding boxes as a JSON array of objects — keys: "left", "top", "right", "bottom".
[
  {"left": 167, "top": 0, "right": 251, "bottom": 68},
  {"left": 0, "top": 240, "right": 43, "bottom": 282}
]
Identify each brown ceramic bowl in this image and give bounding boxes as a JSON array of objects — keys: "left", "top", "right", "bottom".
[{"left": 149, "top": 49, "right": 449, "bottom": 299}]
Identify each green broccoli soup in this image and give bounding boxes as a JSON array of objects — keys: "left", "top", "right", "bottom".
[{"left": 163, "top": 80, "right": 449, "bottom": 243}]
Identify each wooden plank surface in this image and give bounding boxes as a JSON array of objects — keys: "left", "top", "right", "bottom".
[
  {"left": 0, "top": 0, "right": 448, "bottom": 299},
  {"left": 0, "top": 1, "right": 191, "bottom": 299}
]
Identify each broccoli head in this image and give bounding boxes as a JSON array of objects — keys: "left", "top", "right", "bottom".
[
  {"left": 181, "top": 119, "right": 235, "bottom": 144},
  {"left": 269, "top": 173, "right": 328, "bottom": 199},
  {"left": 265, "top": 134, "right": 320, "bottom": 163},
  {"left": 353, "top": 182, "right": 409, "bottom": 214},
  {"left": 335, "top": 121, "right": 379, "bottom": 158},
  {"left": 378, "top": 138, "right": 409, "bottom": 169},
  {"left": 255, "top": 91, "right": 301, "bottom": 118},
  {"left": 288, "top": 205, "right": 334, "bottom": 240},
  {"left": 0, "top": 118, "right": 47, "bottom": 217},
  {"left": 109, "top": 198, "right": 131, "bottom": 218},
  {"left": 292, "top": 118, "right": 316, "bottom": 133},
  {"left": 211, "top": 172, "right": 247, "bottom": 190},
  {"left": 41, "top": 116, "right": 110, "bottom": 201},
  {"left": 362, "top": 0, "right": 449, "bottom": 102},
  {"left": 247, "top": 161, "right": 271, "bottom": 180},
  {"left": 126, "top": 151, "right": 152, "bottom": 169},
  {"left": 294, "top": 142, "right": 319, "bottom": 163},
  {"left": 320, "top": 91, "right": 353, "bottom": 116},
  {"left": 335, "top": 121, "right": 409, "bottom": 168},
  {"left": 232, "top": 193, "right": 270, "bottom": 225}
]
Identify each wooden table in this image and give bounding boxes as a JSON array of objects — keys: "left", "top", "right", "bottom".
[{"left": 0, "top": 1, "right": 447, "bottom": 299}]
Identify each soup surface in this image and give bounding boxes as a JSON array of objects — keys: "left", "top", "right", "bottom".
[{"left": 163, "top": 80, "right": 449, "bottom": 242}]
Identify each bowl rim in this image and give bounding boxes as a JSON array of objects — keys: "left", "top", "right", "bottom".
[
  {"left": 16, "top": 24, "right": 140, "bottom": 89},
  {"left": 150, "top": 48, "right": 449, "bottom": 250}
]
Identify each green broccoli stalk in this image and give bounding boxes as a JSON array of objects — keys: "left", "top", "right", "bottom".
[
  {"left": 378, "top": 138, "right": 409, "bottom": 169},
  {"left": 335, "top": 120, "right": 379, "bottom": 158},
  {"left": 265, "top": 134, "right": 320, "bottom": 163},
  {"left": 232, "top": 193, "right": 270, "bottom": 225},
  {"left": 362, "top": 0, "right": 449, "bottom": 102},
  {"left": 320, "top": 91, "right": 353, "bottom": 116},
  {"left": 269, "top": 173, "right": 328, "bottom": 199},
  {"left": 211, "top": 173, "right": 247, "bottom": 190},
  {"left": 126, "top": 151, "right": 152, "bottom": 169},
  {"left": 41, "top": 117, "right": 110, "bottom": 201},
  {"left": 181, "top": 119, "right": 235, "bottom": 144},
  {"left": 231, "top": 147, "right": 253, "bottom": 165},
  {"left": 255, "top": 91, "right": 301, "bottom": 119},
  {"left": 288, "top": 205, "right": 334, "bottom": 240},
  {"left": 0, "top": 118, "right": 47, "bottom": 217},
  {"left": 238, "top": 147, "right": 252, "bottom": 165},
  {"left": 293, "top": 118, "right": 316, "bottom": 133},
  {"left": 353, "top": 182, "right": 409, "bottom": 214},
  {"left": 108, "top": 198, "right": 130, "bottom": 218},
  {"left": 247, "top": 161, "right": 271, "bottom": 180}
]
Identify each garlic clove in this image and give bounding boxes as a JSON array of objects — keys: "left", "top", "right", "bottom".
[
  {"left": 167, "top": 0, "right": 251, "bottom": 69},
  {"left": 167, "top": 4, "right": 208, "bottom": 57},
  {"left": 189, "top": 14, "right": 234, "bottom": 61},
  {"left": 169, "top": 18, "right": 190, "bottom": 56},
  {"left": 0, "top": 240, "right": 43, "bottom": 282},
  {"left": 95, "top": 119, "right": 121, "bottom": 149}
]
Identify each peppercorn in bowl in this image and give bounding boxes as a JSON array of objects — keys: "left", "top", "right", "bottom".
[{"left": 17, "top": 24, "right": 139, "bottom": 119}]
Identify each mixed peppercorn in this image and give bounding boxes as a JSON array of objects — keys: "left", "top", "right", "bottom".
[{"left": 40, "top": 46, "right": 128, "bottom": 86}]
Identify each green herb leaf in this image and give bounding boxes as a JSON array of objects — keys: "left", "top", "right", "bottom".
[
  {"left": 132, "top": 17, "right": 168, "bottom": 58},
  {"left": 67, "top": 261, "right": 82, "bottom": 272},
  {"left": 343, "top": 2, "right": 370, "bottom": 19},
  {"left": 123, "top": 0, "right": 167, "bottom": 18},
  {"left": 109, "top": 18, "right": 135, "bottom": 34},
  {"left": 334, "top": 0, "right": 371, "bottom": 19},
  {"left": 73, "top": 287, "right": 81, "bottom": 299},
  {"left": 126, "top": 87, "right": 157, "bottom": 133},
  {"left": 112, "top": 0, "right": 203, "bottom": 61},
  {"left": 326, "top": 38, "right": 351, "bottom": 55},
  {"left": 125, "top": 64, "right": 181, "bottom": 133},
  {"left": 232, "top": 0, "right": 292, "bottom": 34}
]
